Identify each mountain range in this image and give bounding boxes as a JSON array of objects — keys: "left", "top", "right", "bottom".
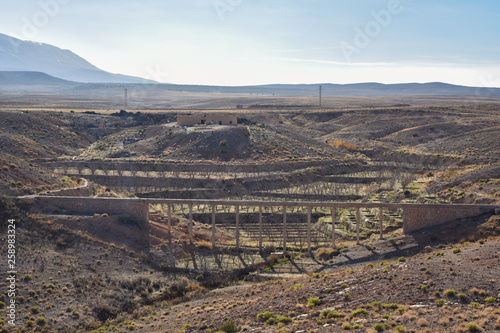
[
  {"left": 0, "top": 33, "right": 155, "bottom": 84},
  {"left": 0, "top": 32, "right": 499, "bottom": 98}
]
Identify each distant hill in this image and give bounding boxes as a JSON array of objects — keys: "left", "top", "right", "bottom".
[
  {"left": 0, "top": 33, "right": 156, "bottom": 84},
  {"left": 60, "top": 81, "right": 500, "bottom": 97},
  {"left": 251, "top": 82, "right": 500, "bottom": 97},
  {"left": 0, "top": 71, "right": 76, "bottom": 85},
  {"left": 1, "top": 75, "right": 499, "bottom": 100},
  {"left": 100, "top": 81, "right": 497, "bottom": 97}
]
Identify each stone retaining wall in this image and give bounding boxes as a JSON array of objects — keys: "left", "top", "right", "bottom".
[
  {"left": 19, "top": 196, "right": 150, "bottom": 227},
  {"left": 403, "top": 204, "right": 494, "bottom": 233}
]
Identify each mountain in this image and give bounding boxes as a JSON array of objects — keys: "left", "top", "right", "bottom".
[
  {"left": 253, "top": 82, "right": 500, "bottom": 97},
  {"left": 0, "top": 33, "right": 156, "bottom": 84},
  {"left": 103, "top": 82, "right": 496, "bottom": 97},
  {"left": 0, "top": 71, "right": 76, "bottom": 85}
]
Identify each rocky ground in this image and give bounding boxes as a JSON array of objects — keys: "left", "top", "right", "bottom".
[{"left": 29, "top": 214, "right": 494, "bottom": 333}]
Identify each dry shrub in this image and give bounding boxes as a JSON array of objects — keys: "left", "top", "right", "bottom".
[
  {"left": 470, "top": 287, "right": 479, "bottom": 294},
  {"left": 328, "top": 140, "right": 357, "bottom": 150},
  {"left": 478, "top": 216, "right": 500, "bottom": 235},
  {"left": 82, "top": 318, "right": 102, "bottom": 331},
  {"left": 438, "top": 317, "right": 452, "bottom": 325},
  {"left": 316, "top": 247, "right": 340, "bottom": 261},
  {"left": 158, "top": 278, "right": 203, "bottom": 301},
  {"left": 198, "top": 241, "right": 212, "bottom": 250},
  {"left": 93, "top": 302, "right": 119, "bottom": 321},
  {"left": 417, "top": 318, "right": 430, "bottom": 327},
  {"left": 92, "top": 290, "right": 137, "bottom": 321},
  {"left": 120, "top": 277, "right": 152, "bottom": 292},
  {"left": 495, "top": 317, "right": 500, "bottom": 330}
]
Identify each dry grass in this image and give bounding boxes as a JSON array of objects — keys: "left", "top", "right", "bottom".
[
  {"left": 197, "top": 240, "right": 213, "bottom": 249},
  {"left": 328, "top": 139, "right": 357, "bottom": 150}
]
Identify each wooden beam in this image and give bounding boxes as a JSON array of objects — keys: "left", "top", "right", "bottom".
[
  {"left": 39, "top": 196, "right": 498, "bottom": 212},
  {"left": 307, "top": 206, "right": 312, "bottom": 253},
  {"left": 379, "top": 207, "right": 384, "bottom": 240},
  {"left": 188, "top": 204, "right": 193, "bottom": 244},
  {"left": 235, "top": 205, "right": 240, "bottom": 251},
  {"left": 143, "top": 198, "right": 410, "bottom": 209},
  {"left": 332, "top": 207, "right": 336, "bottom": 248},
  {"left": 212, "top": 205, "right": 216, "bottom": 249},
  {"left": 258, "top": 205, "right": 263, "bottom": 253},
  {"left": 283, "top": 205, "right": 287, "bottom": 253},
  {"left": 356, "top": 207, "right": 360, "bottom": 245},
  {"left": 168, "top": 204, "right": 172, "bottom": 246}
]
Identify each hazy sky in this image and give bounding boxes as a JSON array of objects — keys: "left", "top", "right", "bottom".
[{"left": 2, "top": 0, "right": 500, "bottom": 86}]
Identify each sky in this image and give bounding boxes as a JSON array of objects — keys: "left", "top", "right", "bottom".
[{"left": 1, "top": 0, "right": 500, "bottom": 87}]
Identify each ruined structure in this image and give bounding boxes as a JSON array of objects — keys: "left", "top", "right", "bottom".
[
  {"left": 18, "top": 196, "right": 499, "bottom": 253},
  {"left": 177, "top": 114, "right": 238, "bottom": 126}
]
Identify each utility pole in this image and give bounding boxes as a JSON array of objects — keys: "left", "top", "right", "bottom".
[{"left": 319, "top": 85, "right": 322, "bottom": 108}]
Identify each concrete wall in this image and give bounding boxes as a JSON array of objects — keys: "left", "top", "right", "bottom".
[
  {"left": 177, "top": 115, "right": 237, "bottom": 126},
  {"left": 19, "top": 196, "right": 150, "bottom": 227},
  {"left": 403, "top": 204, "right": 495, "bottom": 233}
]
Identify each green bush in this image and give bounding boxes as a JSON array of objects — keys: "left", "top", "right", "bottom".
[
  {"left": 320, "top": 309, "right": 341, "bottom": 319},
  {"left": 352, "top": 308, "right": 367, "bottom": 317},
  {"left": 445, "top": 289, "right": 456, "bottom": 297},
  {"left": 373, "top": 323, "right": 391, "bottom": 331},
  {"left": 9, "top": 181, "right": 24, "bottom": 188},
  {"left": 257, "top": 311, "right": 275, "bottom": 322},
  {"left": 36, "top": 317, "right": 46, "bottom": 325},
  {"left": 485, "top": 296, "right": 496, "bottom": 304},
  {"left": 264, "top": 317, "right": 276, "bottom": 326},
  {"left": 382, "top": 303, "right": 398, "bottom": 309},
  {"left": 465, "top": 322, "right": 482, "bottom": 332},
  {"left": 220, "top": 320, "right": 239, "bottom": 333},
  {"left": 276, "top": 316, "right": 292, "bottom": 323},
  {"left": 435, "top": 299, "right": 446, "bottom": 306},
  {"left": 289, "top": 283, "right": 303, "bottom": 292},
  {"left": 307, "top": 297, "right": 321, "bottom": 307}
]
